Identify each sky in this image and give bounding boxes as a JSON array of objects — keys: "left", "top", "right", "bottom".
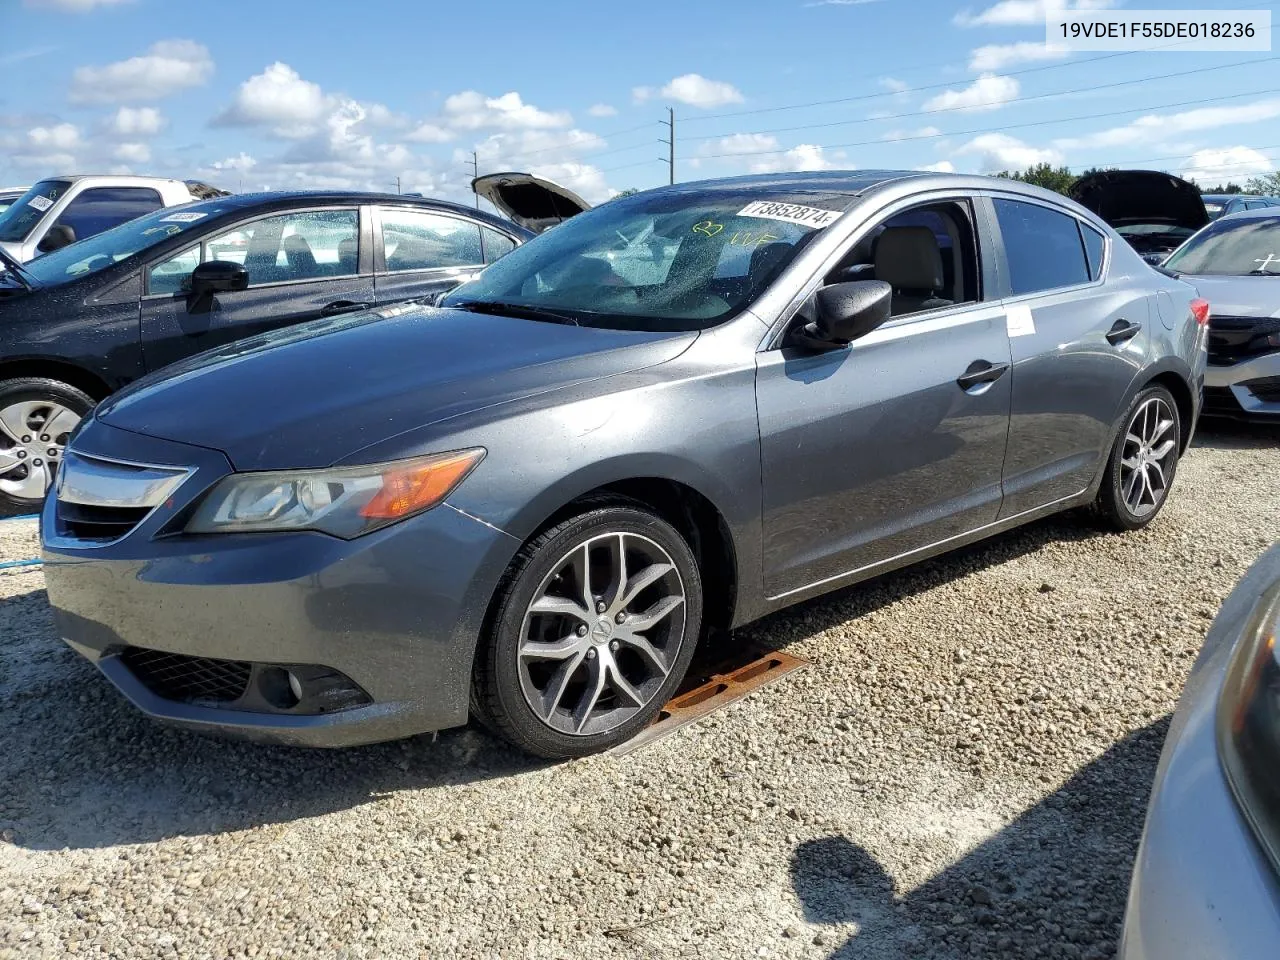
[{"left": 1, "top": 0, "right": 1278, "bottom": 210}]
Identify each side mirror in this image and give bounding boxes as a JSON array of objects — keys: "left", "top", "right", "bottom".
[
  {"left": 794, "top": 280, "right": 893, "bottom": 350},
  {"left": 36, "top": 224, "right": 76, "bottom": 254},
  {"left": 187, "top": 260, "right": 248, "bottom": 312}
]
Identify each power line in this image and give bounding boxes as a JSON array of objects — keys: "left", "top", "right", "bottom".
[{"left": 682, "top": 56, "right": 1280, "bottom": 146}]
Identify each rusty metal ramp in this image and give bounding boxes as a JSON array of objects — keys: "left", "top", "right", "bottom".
[{"left": 611, "top": 647, "right": 808, "bottom": 756}]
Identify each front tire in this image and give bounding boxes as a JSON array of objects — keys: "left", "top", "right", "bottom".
[
  {"left": 473, "top": 503, "right": 703, "bottom": 759},
  {"left": 0, "top": 378, "right": 93, "bottom": 512},
  {"left": 1095, "top": 384, "right": 1181, "bottom": 531}
]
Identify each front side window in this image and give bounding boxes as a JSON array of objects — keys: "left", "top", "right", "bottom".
[
  {"left": 148, "top": 245, "right": 200, "bottom": 295},
  {"left": 51, "top": 187, "right": 164, "bottom": 244},
  {"left": 382, "top": 209, "right": 483, "bottom": 271},
  {"left": 1164, "top": 216, "right": 1280, "bottom": 276},
  {"left": 442, "top": 190, "right": 840, "bottom": 331},
  {"left": 211, "top": 209, "right": 359, "bottom": 286},
  {"left": 994, "top": 198, "right": 1090, "bottom": 295},
  {"left": 0, "top": 179, "right": 72, "bottom": 243},
  {"left": 481, "top": 226, "right": 516, "bottom": 263}
]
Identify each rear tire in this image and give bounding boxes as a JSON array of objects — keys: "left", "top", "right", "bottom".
[
  {"left": 472, "top": 502, "right": 703, "bottom": 759},
  {"left": 1095, "top": 384, "right": 1181, "bottom": 531},
  {"left": 0, "top": 378, "right": 94, "bottom": 512}
]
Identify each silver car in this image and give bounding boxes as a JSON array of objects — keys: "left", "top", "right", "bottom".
[
  {"left": 1162, "top": 208, "right": 1280, "bottom": 420},
  {"left": 1120, "top": 544, "right": 1280, "bottom": 958}
]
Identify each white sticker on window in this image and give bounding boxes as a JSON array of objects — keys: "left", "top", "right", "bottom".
[
  {"left": 1007, "top": 304, "right": 1036, "bottom": 337},
  {"left": 28, "top": 195, "right": 53, "bottom": 212},
  {"left": 159, "top": 212, "right": 207, "bottom": 223},
  {"left": 737, "top": 200, "right": 841, "bottom": 229}
]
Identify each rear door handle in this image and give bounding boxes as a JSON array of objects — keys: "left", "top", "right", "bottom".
[
  {"left": 956, "top": 360, "right": 1010, "bottom": 392},
  {"left": 320, "top": 300, "right": 372, "bottom": 316},
  {"left": 1106, "top": 319, "right": 1142, "bottom": 345}
]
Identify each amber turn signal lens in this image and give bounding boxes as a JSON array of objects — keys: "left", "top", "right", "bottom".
[{"left": 359, "top": 449, "right": 486, "bottom": 520}]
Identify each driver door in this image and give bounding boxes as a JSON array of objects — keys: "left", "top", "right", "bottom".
[{"left": 755, "top": 196, "right": 1013, "bottom": 598}]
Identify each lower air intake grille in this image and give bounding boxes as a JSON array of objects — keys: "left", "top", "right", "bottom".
[
  {"left": 120, "top": 647, "right": 252, "bottom": 704},
  {"left": 1244, "top": 376, "right": 1280, "bottom": 403}
]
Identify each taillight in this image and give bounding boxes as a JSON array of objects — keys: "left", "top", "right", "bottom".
[{"left": 1190, "top": 299, "right": 1210, "bottom": 326}]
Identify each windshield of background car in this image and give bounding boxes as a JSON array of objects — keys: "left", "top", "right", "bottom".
[
  {"left": 441, "top": 190, "right": 845, "bottom": 331},
  {"left": 0, "top": 179, "right": 71, "bottom": 243},
  {"left": 1164, "top": 216, "right": 1280, "bottom": 275},
  {"left": 19, "top": 202, "right": 229, "bottom": 286}
]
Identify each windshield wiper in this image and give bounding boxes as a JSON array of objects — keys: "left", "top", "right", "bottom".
[
  {"left": 1247, "top": 270, "right": 1280, "bottom": 276},
  {"left": 450, "top": 299, "right": 580, "bottom": 326},
  {"left": 0, "top": 248, "right": 35, "bottom": 291}
]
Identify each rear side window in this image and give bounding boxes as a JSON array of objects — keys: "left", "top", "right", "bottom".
[
  {"left": 481, "top": 227, "right": 516, "bottom": 263},
  {"left": 52, "top": 187, "right": 164, "bottom": 243},
  {"left": 381, "top": 209, "right": 482, "bottom": 271},
  {"left": 1080, "top": 224, "right": 1106, "bottom": 280},
  {"left": 994, "top": 198, "right": 1090, "bottom": 295}
]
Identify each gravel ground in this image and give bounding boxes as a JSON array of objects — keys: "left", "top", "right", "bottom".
[{"left": 1, "top": 421, "right": 1278, "bottom": 960}]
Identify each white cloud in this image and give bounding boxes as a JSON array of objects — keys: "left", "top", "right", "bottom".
[
  {"left": 916, "top": 161, "right": 957, "bottom": 172},
  {"left": 881, "top": 126, "right": 942, "bottom": 141},
  {"left": 752, "top": 144, "right": 843, "bottom": 173},
  {"left": 697, "top": 133, "right": 844, "bottom": 173},
  {"left": 923, "top": 74, "right": 1019, "bottom": 113},
  {"left": 113, "top": 142, "right": 150, "bottom": 164},
  {"left": 1054, "top": 99, "right": 1280, "bottom": 150},
  {"left": 587, "top": 103, "right": 618, "bottom": 117},
  {"left": 703, "top": 133, "right": 780, "bottom": 157},
  {"left": 462, "top": 128, "right": 612, "bottom": 202},
  {"left": 957, "top": 133, "right": 1062, "bottom": 171},
  {"left": 1180, "top": 147, "right": 1274, "bottom": 185},
  {"left": 804, "top": 0, "right": 885, "bottom": 6},
  {"left": 880, "top": 77, "right": 911, "bottom": 94},
  {"left": 215, "top": 63, "right": 328, "bottom": 137},
  {"left": 69, "top": 39, "right": 213, "bottom": 103},
  {"left": 969, "top": 41, "right": 1070, "bottom": 71},
  {"left": 28, "top": 122, "right": 80, "bottom": 150},
  {"left": 634, "top": 74, "right": 744, "bottom": 109},
  {"left": 954, "top": 0, "right": 1114, "bottom": 27},
  {"left": 106, "top": 106, "right": 165, "bottom": 137},
  {"left": 405, "top": 122, "right": 453, "bottom": 144},
  {"left": 24, "top": 0, "right": 131, "bottom": 9},
  {"left": 442, "top": 91, "right": 571, "bottom": 131}
]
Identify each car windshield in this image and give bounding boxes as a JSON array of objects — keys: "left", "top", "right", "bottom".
[
  {"left": 0, "top": 179, "right": 71, "bottom": 243},
  {"left": 441, "top": 190, "right": 843, "bottom": 331},
  {"left": 1164, "top": 216, "right": 1280, "bottom": 275},
  {"left": 19, "top": 202, "right": 229, "bottom": 287}
]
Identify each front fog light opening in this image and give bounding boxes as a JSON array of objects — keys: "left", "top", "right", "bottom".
[{"left": 259, "top": 666, "right": 302, "bottom": 710}]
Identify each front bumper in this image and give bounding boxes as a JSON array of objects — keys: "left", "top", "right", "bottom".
[
  {"left": 1202, "top": 351, "right": 1280, "bottom": 420},
  {"left": 1119, "top": 545, "right": 1280, "bottom": 959},
  {"left": 41, "top": 420, "right": 519, "bottom": 747}
]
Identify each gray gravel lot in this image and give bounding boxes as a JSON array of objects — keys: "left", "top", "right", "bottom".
[{"left": 2, "top": 421, "right": 1278, "bottom": 960}]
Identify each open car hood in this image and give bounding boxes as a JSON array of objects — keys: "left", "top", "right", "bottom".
[
  {"left": 1069, "top": 169, "right": 1209, "bottom": 232},
  {"left": 472, "top": 172, "right": 591, "bottom": 233}
]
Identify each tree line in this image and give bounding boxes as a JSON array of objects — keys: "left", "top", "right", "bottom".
[{"left": 993, "top": 163, "right": 1280, "bottom": 197}]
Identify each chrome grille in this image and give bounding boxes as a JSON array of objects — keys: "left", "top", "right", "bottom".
[{"left": 53, "top": 451, "right": 191, "bottom": 544}]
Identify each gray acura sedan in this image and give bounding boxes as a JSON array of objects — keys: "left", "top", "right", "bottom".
[{"left": 41, "top": 171, "right": 1208, "bottom": 758}]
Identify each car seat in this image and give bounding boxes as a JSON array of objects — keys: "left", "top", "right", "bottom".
[{"left": 873, "top": 226, "right": 953, "bottom": 314}]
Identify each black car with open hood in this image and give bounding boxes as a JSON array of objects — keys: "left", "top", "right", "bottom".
[
  {"left": 471, "top": 172, "right": 592, "bottom": 234},
  {"left": 1069, "top": 169, "right": 1209, "bottom": 265}
]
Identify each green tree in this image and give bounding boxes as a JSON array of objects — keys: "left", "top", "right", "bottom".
[
  {"left": 1245, "top": 172, "right": 1280, "bottom": 195},
  {"left": 1196, "top": 182, "right": 1247, "bottom": 194},
  {"left": 993, "top": 163, "right": 1079, "bottom": 195}
]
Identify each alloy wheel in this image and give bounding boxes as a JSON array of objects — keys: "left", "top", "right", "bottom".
[
  {"left": 0, "top": 400, "right": 81, "bottom": 503},
  {"left": 518, "top": 531, "right": 687, "bottom": 737},
  {"left": 1119, "top": 396, "right": 1177, "bottom": 518}
]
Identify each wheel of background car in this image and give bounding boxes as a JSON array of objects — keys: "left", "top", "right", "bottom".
[
  {"left": 1095, "top": 383, "right": 1181, "bottom": 531},
  {"left": 0, "top": 377, "right": 94, "bottom": 511},
  {"left": 472, "top": 501, "right": 703, "bottom": 759}
]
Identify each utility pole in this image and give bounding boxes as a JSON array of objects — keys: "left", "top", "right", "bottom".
[
  {"left": 394, "top": 176, "right": 401, "bottom": 195},
  {"left": 467, "top": 151, "right": 479, "bottom": 208},
  {"left": 659, "top": 107, "right": 675, "bottom": 184}
]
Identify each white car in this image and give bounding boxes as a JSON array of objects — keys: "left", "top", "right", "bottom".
[{"left": 0, "top": 175, "right": 227, "bottom": 264}]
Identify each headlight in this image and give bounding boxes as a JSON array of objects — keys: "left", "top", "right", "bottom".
[
  {"left": 1217, "top": 581, "right": 1280, "bottom": 871},
  {"left": 185, "top": 448, "right": 485, "bottom": 538}
]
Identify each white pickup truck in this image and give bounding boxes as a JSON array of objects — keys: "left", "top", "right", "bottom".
[{"left": 0, "top": 175, "right": 228, "bottom": 264}]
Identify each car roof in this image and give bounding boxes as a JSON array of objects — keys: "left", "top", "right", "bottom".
[
  {"left": 163, "top": 190, "right": 533, "bottom": 237},
  {"left": 1217, "top": 206, "right": 1280, "bottom": 222}
]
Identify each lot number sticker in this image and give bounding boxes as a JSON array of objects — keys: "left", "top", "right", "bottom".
[
  {"left": 737, "top": 201, "right": 841, "bottom": 229},
  {"left": 159, "top": 212, "right": 207, "bottom": 223},
  {"left": 28, "top": 196, "right": 53, "bottom": 212}
]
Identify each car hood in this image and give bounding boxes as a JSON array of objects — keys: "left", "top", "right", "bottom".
[
  {"left": 472, "top": 172, "right": 591, "bottom": 233},
  {"left": 1178, "top": 274, "right": 1280, "bottom": 318},
  {"left": 1069, "top": 169, "right": 1208, "bottom": 231},
  {"left": 95, "top": 301, "right": 697, "bottom": 470}
]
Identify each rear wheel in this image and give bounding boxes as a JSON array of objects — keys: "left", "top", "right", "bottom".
[
  {"left": 0, "top": 378, "right": 93, "bottom": 512},
  {"left": 473, "top": 503, "right": 703, "bottom": 759},
  {"left": 1095, "top": 384, "right": 1181, "bottom": 531}
]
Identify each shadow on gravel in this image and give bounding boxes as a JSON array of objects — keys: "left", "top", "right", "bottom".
[
  {"left": 791, "top": 718, "right": 1170, "bottom": 960},
  {"left": 1192, "top": 419, "right": 1280, "bottom": 451}
]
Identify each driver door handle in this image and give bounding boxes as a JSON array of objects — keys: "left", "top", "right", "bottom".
[
  {"left": 1105, "top": 318, "right": 1142, "bottom": 345},
  {"left": 956, "top": 360, "right": 1010, "bottom": 391},
  {"left": 320, "top": 300, "right": 372, "bottom": 316}
]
